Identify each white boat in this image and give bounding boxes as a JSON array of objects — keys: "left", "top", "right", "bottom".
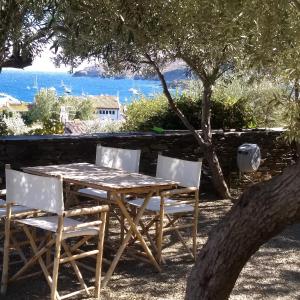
[
  {"left": 128, "top": 88, "right": 139, "bottom": 95},
  {"left": 64, "top": 86, "right": 72, "bottom": 94}
]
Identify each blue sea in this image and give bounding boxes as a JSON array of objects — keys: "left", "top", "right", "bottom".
[{"left": 0, "top": 69, "right": 163, "bottom": 104}]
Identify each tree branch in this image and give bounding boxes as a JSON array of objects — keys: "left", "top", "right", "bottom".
[{"left": 144, "top": 53, "right": 208, "bottom": 147}]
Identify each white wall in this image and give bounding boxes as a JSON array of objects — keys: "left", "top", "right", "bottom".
[{"left": 97, "top": 108, "right": 120, "bottom": 121}]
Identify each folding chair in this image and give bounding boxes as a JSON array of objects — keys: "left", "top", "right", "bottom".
[
  {"left": 77, "top": 145, "right": 141, "bottom": 240},
  {"left": 78, "top": 145, "right": 141, "bottom": 201},
  {"left": 1, "top": 168, "right": 109, "bottom": 300},
  {"left": 128, "top": 154, "right": 202, "bottom": 263},
  {"left": 0, "top": 185, "right": 37, "bottom": 270}
]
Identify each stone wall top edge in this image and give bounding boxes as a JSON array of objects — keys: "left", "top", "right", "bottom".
[{"left": 0, "top": 129, "right": 284, "bottom": 142}]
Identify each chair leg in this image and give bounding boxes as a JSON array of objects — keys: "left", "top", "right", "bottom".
[
  {"left": 61, "top": 241, "right": 89, "bottom": 295},
  {"left": 51, "top": 216, "right": 64, "bottom": 300},
  {"left": 120, "top": 213, "right": 125, "bottom": 242},
  {"left": 95, "top": 211, "right": 107, "bottom": 299},
  {"left": 157, "top": 197, "right": 165, "bottom": 264},
  {"left": 166, "top": 215, "right": 194, "bottom": 258},
  {"left": 193, "top": 190, "right": 199, "bottom": 259},
  {"left": 120, "top": 194, "right": 126, "bottom": 242},
  {"left": 139, "top": 218, "right": 166, "bottom": 264},
  {"left": 104, "top": 210, "right": 110, "bottom": 241},
  {"left": 1, "top": 203, "right": 12, "bottom": 295}
]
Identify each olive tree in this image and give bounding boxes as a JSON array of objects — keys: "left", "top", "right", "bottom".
[
  {"left": 51, "top": 0, "right": 258, "bottom": 198},
  {"left": 0, "top": 0, "right": 56, "bottom": 70},
  {"left": 186, "top": 1, "right": 300, "bottom": 299},
  {"left": 51, "top": 1, "right": 300, "bottom": 299},
  {"left": 1, "top": 1, "right": 299, "bottom": 298}
]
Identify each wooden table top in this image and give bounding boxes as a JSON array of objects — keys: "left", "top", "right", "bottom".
[{"left": 23, "top": 163, "right": 177, "bottom": 193}]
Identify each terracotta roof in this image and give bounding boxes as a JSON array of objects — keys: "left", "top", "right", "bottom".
[
  {"left": 89, "top": 95, "right": 119, "bottom": 109},
  {"left": 65, "top": 95, "right": 120, "bottom": 109},
  {"left": 64, "top": 120, "right": 89, "bottom": 135}
]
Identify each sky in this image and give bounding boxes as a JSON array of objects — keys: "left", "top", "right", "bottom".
[{"left": 25, "top": 47, "right": 89, "bottom": 72}]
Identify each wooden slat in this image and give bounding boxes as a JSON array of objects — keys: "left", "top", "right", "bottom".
[
  {"left": 64, "top": 205, "right": 109, "bottom": 217},
  {"left": 60, "top": 286, "right": 94, "bottom": 300},
  {"left": 59, "top": 250, "right": 99, "bottom": 264}
]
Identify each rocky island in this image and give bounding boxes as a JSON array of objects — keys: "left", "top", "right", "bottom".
[{"left": 73, "top": 61, "right": 192, "bottom": 82}]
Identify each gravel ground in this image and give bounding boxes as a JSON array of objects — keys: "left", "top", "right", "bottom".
[{"left": 1, "top": 198, "right": 299, "bottom": 300}]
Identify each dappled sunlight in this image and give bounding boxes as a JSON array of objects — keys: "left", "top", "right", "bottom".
[
  {"left": 156, "top": 154, "right": 202, "bottom": 188},
  {"left": 96, "top": 145, "right": 141, "bottom": 174},
  {"left": 23, "top": 163, "right": 177, "bottom": 191},
  {"left": 6, "top": 169, "right": 64, "bottom": 214},
  {"left": 231, "top": 225, "right": 300, "bottom": 300},
  {"left": 0, "top": 197, "right": 299, "bottom": 300}
]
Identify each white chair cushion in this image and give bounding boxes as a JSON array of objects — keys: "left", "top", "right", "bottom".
[
  {"left": 128, "top": 196, "right": 194, "bottom": 214},
  {"left": 0, "top": 205, "right": 35, "bottom": 218},
  {"left": 17, "top": 216, "right": 99, "bottom": 239},
  {"left": 0, "top": 198, "right": 6, "bottom": 206},
  {"left": 78, "top": 188, "right": 108, "bottom": 199}
]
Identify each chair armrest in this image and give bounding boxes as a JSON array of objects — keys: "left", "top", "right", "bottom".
[
  {"left": 63, "top": 220, "right": 103, "bottom": 231},
  {"left": 160, "top": 187, "right": 197, "bottom": 197},
  {"left": 64, "top": 205, "right": 109, "bottom": 217}
]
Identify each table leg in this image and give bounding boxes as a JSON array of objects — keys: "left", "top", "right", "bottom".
[{"left": 102, "top": 191, "right": 161, "bottom": 287}]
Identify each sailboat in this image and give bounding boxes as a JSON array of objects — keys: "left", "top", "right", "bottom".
[
  {"left": 64, "top": 85, "right": 72, "bottom": 94},
  {"left": 128, "top": 87, "right": 139, "bottom": 95},
  {"left": 32, "top": 76, "right": 38, "bottom": 89},
  {"left": 61, "top": 80, "right": 72, "bottom": 94}
]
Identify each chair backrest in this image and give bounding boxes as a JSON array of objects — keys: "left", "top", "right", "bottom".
[
  {"left": 95, "top": 145, "right": 141, "bottom": 173},
  {"left": 156, "top": 154, "right": 202, "bottom": 188},
  {"left": 6, "top": 169, "right": 64, "bottom": 215}
]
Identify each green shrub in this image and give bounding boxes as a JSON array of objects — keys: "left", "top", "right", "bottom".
[
  {"left": 212, "top": 77, "right": 286, "bottom": 129},
  {"left": 123, "top": 92, "right": 255, "bottom": 131},
  {"left": 0, "top": 114, "right": 10, "bottom": 135},
  {"left": 28, "top": 119, "right": 64, "bottom": 135},
  {"left": 123, "top": 94, "right": 201, "bottom": 131},
  {"left": 26, "top": 89, "right": 60, "bottom": 124},
  {"left": 246, "top": 81, "right": 285, "bottom": 128},
  {"left": 60, "top": 96, "right": 95, "bottom": 120},
  {"left": 283, "top": 101, "right": 300, "bottom": 144},
  {"left": 23, "top": 90, "right": 96, "bottom": 126}
]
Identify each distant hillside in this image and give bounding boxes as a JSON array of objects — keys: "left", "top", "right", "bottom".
[{"left": 73, "top": 61, "right": 192, "bottom": 81}]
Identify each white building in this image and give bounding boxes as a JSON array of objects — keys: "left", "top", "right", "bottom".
[
  {"left": 0, "top": 93, "right": 30, "bottom": 112},
  {"left": 0, "top": 93, "right": 21, "bottom": 108},
  {"left": 91, "top": 95, "right": 122, "bottom": 121},
  {"left": 62, "top": 94, "right": 123, "bottom": 122}
]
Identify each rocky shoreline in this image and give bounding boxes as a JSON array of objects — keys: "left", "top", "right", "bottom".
[{"left": 73, "top": 61, "right": 193, "bottom": 82}]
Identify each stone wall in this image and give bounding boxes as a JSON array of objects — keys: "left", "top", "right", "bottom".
[{"left": 0, "top": 130, "right": 296, "bottom": 192}]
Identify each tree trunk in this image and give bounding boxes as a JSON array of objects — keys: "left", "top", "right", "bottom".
[
  {"left": 185, "top": 160, "right": 300, "bottom": 300},
  {"left": 295, "top": 78, "right": 299, "bottom": 101},
  {"left": 201, "top": 83, "right": 212, "bottom": 141},
  {"left": 205, "top": 144, "right": 232, "bottom": 199},
  {"left": 202, "top": 83, "right": 231, "bottom": 199},
  {"left": 147, "top": 54, "right": 231, "bottom": 198}
]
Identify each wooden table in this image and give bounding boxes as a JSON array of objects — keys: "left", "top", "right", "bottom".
[{"left": 23, "top": 163, "right": 178, "bottom": 286}]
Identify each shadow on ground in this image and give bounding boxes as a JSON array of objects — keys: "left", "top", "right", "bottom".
[{"left": 0, "top": 197, "right": 299, "bottom": 300}]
